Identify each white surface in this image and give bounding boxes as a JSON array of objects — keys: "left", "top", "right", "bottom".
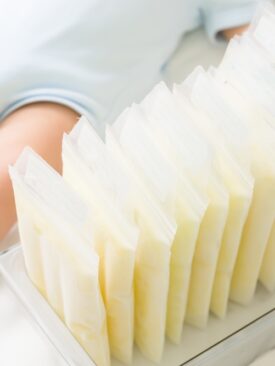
[
  {"left": 0, "top": 28, "right": 273, "bottom": 366},
  {"left": 0, "top": 276, "right": 66, "bottom": 366}
]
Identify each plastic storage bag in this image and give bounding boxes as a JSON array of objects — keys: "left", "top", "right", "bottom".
[
  {"left": 39, "top": 234, "right": 64, "bottom": 319},
  {"left": 174, "top": 68, "right": 254, "bottom": 317},
  {"left": 62, "top": 117, "right": 138, "bottom": 364},
  {"left": 9, "top": 148, "right": 110, "bottom": 366},
  {"left": 140, "top": 82, "right": 229, "bottom": 328},
  {"left": 105, "top": 126, "right": 176, "bottom": 362},
  {"left": 63, "top": 117, "right": 176, "bottom": 362},
  {"left": 250, "top": 1, "right": 275, "bottom": 59},
  {"left": 111, "top": 105, "right": 206, "bottom": 342},
  {"left": 209, "top": 67, "right": 275, "bottom": 305},
  {"left": 260, "top": 222, "right": 275, "bottom": 292},
  {"left": 219, "top": 35, "right": 275, "bottom": 128}
]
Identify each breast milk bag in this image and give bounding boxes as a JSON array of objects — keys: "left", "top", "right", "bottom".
[
  {"left": 259, "top": 222, "right": 275, "bottom": 292},
  {"left": 140, "top": 82, "right": 229, "bottom": 328},
  {"left": 174, "top": 68, "right": 254, "bottom": 317},
  {"left": 208, "top": 66, "right": 275, "bottom": 304},
  {"left": 105, "top": 126, "right": 176, "bottom": 362},
  {"left": 62, "top": 118, "right": 138, "bottom": 364},
  {"left": 219, "top": 35, "right": 275, "bottom": 129},
  {"left": 9, "top": 148, "right": 110, "bottom": 366},
  {"left": 63, "top": 117, "right": 176, "bottom": 362},
  {"left": 250, "top": 1, "right": 275, "bottom": 59},
  {"left": 111, "top": 105, "right": 206, "bottom": 342}
]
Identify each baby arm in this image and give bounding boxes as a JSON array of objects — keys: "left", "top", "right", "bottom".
[
  {"left": 0, "top": 103, "right": 78, "bottom": 242},
  {"left": 221, "top": 24, "right": 249, "bottom": 40}
]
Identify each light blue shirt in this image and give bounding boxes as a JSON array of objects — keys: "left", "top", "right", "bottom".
[{"left": 0, "top": 0, "right": 260, "bottom": 133}]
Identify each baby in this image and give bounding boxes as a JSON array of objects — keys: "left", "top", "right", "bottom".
[{"left": 0, "top": 0, "right": 260, "bottom": 242}]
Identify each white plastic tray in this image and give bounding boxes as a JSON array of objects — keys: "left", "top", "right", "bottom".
[{"left": 1, "top": 245, "right": 275, "bottom": 366}]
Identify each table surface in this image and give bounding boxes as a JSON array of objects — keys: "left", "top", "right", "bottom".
[{"left": 1, "top": 28, "right": 274, "bottom": 366}]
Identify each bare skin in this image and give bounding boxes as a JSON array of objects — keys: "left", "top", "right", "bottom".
[
  {"left": 221, "top": 24, "right": 249, "bottom": 40},
  {"left": 0, "top": 103, "right": 79, "bottom": 243}
]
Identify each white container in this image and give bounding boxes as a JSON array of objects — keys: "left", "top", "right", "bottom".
[{"left": 1, "top": 245, "right": 275, "bottom": 366}]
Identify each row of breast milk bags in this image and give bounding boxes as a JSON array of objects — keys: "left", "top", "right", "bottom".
[{"left": 9, "top": 3, "right": 275, "bottom": 366}]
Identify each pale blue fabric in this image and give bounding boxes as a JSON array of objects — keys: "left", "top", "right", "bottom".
[
  {"left": 0, "top": 0, "right": 261, "bottom": 132},
  {"left": 202, "top": 1, "right": 259, "bottom": 41}
]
